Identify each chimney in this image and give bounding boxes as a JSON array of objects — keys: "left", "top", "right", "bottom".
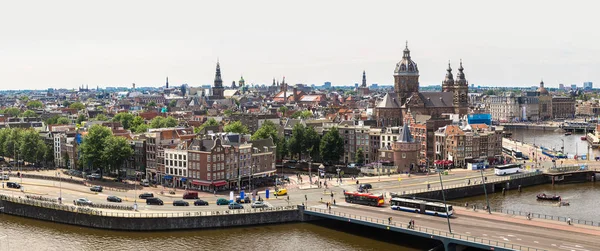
[{"left": 293, "top": 87, "right": 298, "bottom": 102}]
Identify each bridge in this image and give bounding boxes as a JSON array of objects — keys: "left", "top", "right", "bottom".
[{"left": 302, "top": 203, "right": 600, "bottom": 251}]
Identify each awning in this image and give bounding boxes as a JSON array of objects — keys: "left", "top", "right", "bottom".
[
  {"left": 213, "top": 180, "right": 228, "bottom": 186},
  {"left": 192, "top": 180, "right": 211, "bottom": 186},
  {"left": 251, "top": 170, "right": 276, "bottom": 177},
  {"left": 163, "top": 175, "right": 173, "bottom": 180},
  {"left": 180, "top": 177, "right": 188, "bottom": 182}
]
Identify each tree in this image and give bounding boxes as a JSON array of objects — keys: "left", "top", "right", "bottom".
[
  {"left": 44, "top": 115, "right": 60, "bottom": 125},
  {"left": 276, "top": 137, "right": 288, "bottom": 160},
  {"left": 96, "top": 105, "right": 105, "bottom": 111},
  {"left": 21, "top": 110, "right": 39, "bottom": 118},
  {"left": 62, "top": 153, "right": 70, "bottom": 168},
  {"left": 149, "top": 116, "right": 165, "bottom": 128},
  {"left": 44, "top": 143, "right": 54, "bottom": 165},
  {"left": 133, "top": 123, "right": 150, "bottom": 133},
  {"left": 278, "top": 106, "right": 288, "bottom": 117},
  {"left": 19, "top": 129, "right": 43, "bottom": 163},
  {"left": 165, "top": 116, "right": 178, "bottom": 127},
  {"left": 251, "top": 120, "right": 279, "bottom": 142},
  {"left": 288, "top": 123, "right": 305, "bottom": 159},
  {"left": 224, "top": 121, "right": 249, "bottom": 134},
  {"left": 102, "top": 136, "right": 134, "bottom": 173},
  {"left": 80, "top": 125, "right": 112, "bottom": 172},
  {"left": 320, "top": 128, "right": 344, "bottom": 164},
  {"left": 0, "top": 129, "right": 9, "bottom": 156},
  {"left": 57, "top": 117, "right": 71, "bottom": 125},
  {"left": 291, "top": 110, "right": 312, "bottom": 119},
  {"left": 223, "top": 109, "right": 234, "bottom": 117},
  {"left": 95, "top": 114, "right": 108, "bottom": 121},
  {"left": 304, "top": 126, "right": 321, "bottom": 160},
  {"left": 169, "top": 100, "right": 177, "bottom": 108},
  {"left": 69, "top": 102, "right": 85, "bottom": 110},
  {"left": 26, "top": 100, "right": 43, "bottom": 109},
  {"left": 3, "top": 107, "right": 21, "bottom": 117},
  {"left": 3, "top": 128, "right": 23, "bottom": 158},
  {"left": 148, "top": 101, "right": 157, "bottom": 107},
  {"left": 76, "top": 114, "right": 87, "bottom": 124},
  {"left": 113, "top": 112, "right": 135, "bottom": 129},
  {"left": 355, "top": 148, "right": 365, "bottom": 164},
  {"left": 195, "top": 118, "right": 219, "bottom": 134},
  {"left": 485, "top": 90, "right": 496, "bottom": 96},
  {"left": 62, "top": 101, "right": 72, "bottom": 107}
]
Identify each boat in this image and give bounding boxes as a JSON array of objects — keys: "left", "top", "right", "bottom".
[
  {"left": 581, "top": 136, "right": 587, "bottom": 140},
  {"left": 541, "top": 149, "right": 567, "bottom": 159},
  {"left": 564, "top": 132, "right": 572, "bottom": 136},
  {"left": 559, "top": 201, "right": 570, "bottom": 206},
  {"left": 537, "top": 193, "right": 561, "bottom": 201}
]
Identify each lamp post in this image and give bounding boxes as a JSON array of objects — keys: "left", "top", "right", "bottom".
[
  {"left": 560, "top": 139, "right": 564, "bottom": 154},
  {"left": 480, "top": 169, "right": 491, "bottom": 214},
  {"left": 58, "top": 172, "right": 62, "bottom": 204},
  {"left": 308, "top": 155, "right": 313, "bottom": 188},
  {"left": 435, "top": 165, "right": 452, "bottom": 233}
]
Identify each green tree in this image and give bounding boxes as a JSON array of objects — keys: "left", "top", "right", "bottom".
[
  {"left": 3, "top": 107, "right": 21, "bottom": 117},
  {"left": 223, "top": 109, "right": 234, "bottom": 117},
  {"left": 224, "top": 121, "right": 249, "bottom": 134},
  {"left": 26, "top": 100, "right": 43, "bottom": 109},
  {"left": 165, "top": 116, "right": 178, "bottom": 127},
  {"left": 355, "top": 148, "right": 365, "bottom": 164},
  {"left": 3, "top": 128, "right": 23, "bottom": 158},
  {"left": 63, "top": 153, "right": 70, "bottom": 168},
  {"left": 69, "top": 102, "right": 85, "bottom": 110},
  {"left": 96, "top": 105, "right": 105, "bottom": 111},
  {"left": 276, "top": 137, "right": 288, "bottom": 160},
  {"left": 320, "top": 128, "right": 344, "bottom": 164},
  {"left": 291, "top": 110, "right": 313, "bottom": 119},
  {"left": 0, "top": 129, "right": 9, "bottom": 156},
  {"left": 80, "top": 124, "right": 112, "bottom": 172},
  {"left": 131, "top": 116, "right": 144, "bottom": 128},
  {"left": 76, "top": 114, "right": 87, "bottom": 124},
  {"left": 169, "top": 99, "right": 177, "bottom": 108},
  {"left": 194, "top": 118, "right": 219, "bottom": 133},
  {"left": 57, "top": 117, "right": 71, "bottom": 125},
  {"left": 133, "top": 123, "right": 150, "bottom": 133},
  {"left": 149, "top": 116, "right": 165, "bottom": 128},
  {"left": 251, "top": 120, "right": 279, "bottom": 142},
  {"left": 95, "top": 114, "right": 108, "bottom": 121},
  {"left": 44, "top": 115, "right": 60, "bottom": 125},
  {"left": 19, "top": 129, "right": 43, "bottom": 163},
  {"left": 288, "top": 123, "right": 305, "bottom": 159},
  {"left": 44, "top": 143, "right": 54, "bottom": 165},
  {"left": 62, "top": 100, "right": 72, "bottom": 107},
  {"left": 304, "top": 126, "right": 321, "bottom": 160},
  {"left": 148, "top": 101, "right": 157, "bottom": 107},
  {"left": 21, "top": 110, "right": 39, "bottom": 117},
  {"left": 102, "top": 136, "right": 134, "bottom": 173},
  {"left": 19, "top": 96, "right": 29, "bottom": 102},
  {"left": 113, "top": 112, "right": 135, "bottom": 129},
  {"left": 485, "top": 90, "right": 496, "bottom": 95},
  {"left": 278, "top": 106, "right": 288, "bottom": 117}
]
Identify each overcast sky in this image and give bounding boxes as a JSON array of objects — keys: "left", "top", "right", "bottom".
[{"left": 1, "top": 0, "right": 598, "bottom": 90}]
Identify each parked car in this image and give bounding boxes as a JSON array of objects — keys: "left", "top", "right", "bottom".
[
  {"left": 107, "top": 196, "right": 122, "bottom": 203},
  {"left": 146, "top": 197, "right": 164, "bottom": 205},
  {"left": 194, "top": 199, "right": 209, "bottom": 206},
  {"left": 141, "top": 179, "right": 150, "bottom": 187},
  {"left": 87, "top": 173, "right": 101, "bottom": 179},
  {"left": 251, "top": 201, "right": 268, "bottom": 208},
  {"left": 235, "top": 196, "right": 251, "bottom": 204},
  {"left": 7, "top": 182, "right": 20, "bottom": 189},
  {"left": 90, "top": 186, "right": 103, "bottom": 192},
  {"left": 183, "top": 191, "right": 199, "bottom": 199},
  {"left": 359, "top": 183, "right": 372, "bottom": 190},
  {"left": 274, "top": 188, "right": 287, "bottom": 196},
  {"left": 139, "top": 192, "right": 154, "bottom": 199},
  {"left": 76, "top": 198, "right": 93, "bottom": 206},
  {"left": 173, "top": 200, "right": 190, "bottom": 206},
  {"left": 1, "top": 174, "right": 9, "bottom": 180},
  {"left": 228, "top": 202, "right": 244, "bottom": 209},
  {"left": 216, "top": 198, "right": 229, "bottom": 205}
]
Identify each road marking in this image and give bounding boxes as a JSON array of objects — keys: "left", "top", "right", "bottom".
[
  {"left": 482, "top": 234, "right": 487, "bottom": 236},
  {"left": 534, "top": 241, "right": 539, "bottom": 244},
  {"left": 552, "top": 244, "right": 557, "bottom": 246},
  {"left": 507, "top": 234, "right": 515, "bottom": 237},
  {"left": 558, "top": 245, "right": 589, "bottom": 251},
  {"left": 516, "top": 238, "right": 522, "bottom": 241},
  {"left": 465, "top": 232, "right": 471, "bottom": 234}
]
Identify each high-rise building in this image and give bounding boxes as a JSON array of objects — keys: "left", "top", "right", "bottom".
[
  {"left": 584, "top": 82, "right": 593, "bottom": 90},
  {"left": 571, "top": 84, "right": 577, "bottom": 90}
]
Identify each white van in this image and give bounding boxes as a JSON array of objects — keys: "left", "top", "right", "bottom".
[{"left": 141, "top": 179, "right": 150, "bottom": 187}]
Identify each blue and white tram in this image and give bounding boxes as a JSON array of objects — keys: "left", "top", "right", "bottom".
[{"left": 390, "top": 198, "right": 453, "bottom": 217}]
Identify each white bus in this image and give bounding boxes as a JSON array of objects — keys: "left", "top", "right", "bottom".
[
  {"left": 494, "top": 164, "right": 521, "bottom": 176},
  {"left": 390, "top": 198, "right": 453, "bottom": 217}
]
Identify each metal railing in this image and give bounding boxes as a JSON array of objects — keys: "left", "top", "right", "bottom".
[
  {"left": 0, "top": 194, "right": 297, "bottom": 218},
  {"left": 396, "top": 171, "right": 543, "bottom": 196},
  {"left": 546, "top": 165, "right": 588, "bottom": 173},
  {"left": 305, "top": 207, "right": 543, "bottom": 251},
  {"left": 490, "top": 208, "right": 600, "bottom": 227}
]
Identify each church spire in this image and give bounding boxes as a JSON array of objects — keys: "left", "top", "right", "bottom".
[
  {"left": 361, "top": 70, "right": 367, "bottom": 87},
  {"left": 455, "top": 59, "right": 467, "bottom": 86},
  {"left": 166, "top": 77, "right": 169, "bottom": 88},
  {"left": 214, "top": 61, "right": 223, "bottom": 87},
  {"left": 272, "top": 78, "right": 276, "bottom": 86},
  {"left": 403, "top": 41, "right": 411, "bottom": 59},
  {"left": 443, "top": 60, "right": 454, "bottom": 92}
]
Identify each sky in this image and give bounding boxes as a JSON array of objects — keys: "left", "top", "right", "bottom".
[{"left": 0, "top": 0, "right": 598, "bottom": 90}]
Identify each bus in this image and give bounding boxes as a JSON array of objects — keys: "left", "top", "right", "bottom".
[
  {"left": 502, "top": 146, "right": 513, "bottom": 155},
  {"left": 344, "top": 191, "right": 385, "bottom": 207},
  {"left": 390, "top": 198, "right": 453, "bottom": 217},
  {"left": 511, "top": 149, "right": 523, "bottom": 159},
  {"left": 494, "top": 163, "right": 521, "bottom": 176}
]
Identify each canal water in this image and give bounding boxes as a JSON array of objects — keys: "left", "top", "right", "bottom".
[
  {"left": 507, "top": 128, "right": 598, "bottom": 158},
  {"left": 0, "top": 214, "right": 435, "bottom": 251}
]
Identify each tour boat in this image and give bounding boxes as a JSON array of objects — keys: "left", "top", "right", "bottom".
[{"left": 536, "top": 193, "right": 561, "bottom": 201}]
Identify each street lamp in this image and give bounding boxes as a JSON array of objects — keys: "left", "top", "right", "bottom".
[
  {"left": 560, "top": 139, "right": 564, "bottom": 154},
  {"left": 435, "top": 164, "right": 452, "bottom": 233},
  {"left": 308, "top": 155, "right": 313, "bottom": 188},
  {"left": 58, "top": 172, "right": 62, "bottom": 204},
  {"left": 480, "top": 169, "right": 491, "bottom": 214}
]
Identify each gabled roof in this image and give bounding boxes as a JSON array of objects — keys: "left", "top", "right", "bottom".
[
  {"left": 398, "top": 123, "right": 413, "bottom": 142},
  {"left": 377, "top": 93, "right": 400, "bottom": 108}
]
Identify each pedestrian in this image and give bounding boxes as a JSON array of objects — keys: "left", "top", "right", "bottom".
[
  {"left": 411, "top": 219, "right": 415, "bottom": 228},
  {"left": 214, "top": 190, "right": 216, "bottom": 197},
  {"left": 567, "top": 218, "right": 572, "bottom": 225},
  {"left": 287, "top": 195, "right": 290, "bottom": 201},
  {"left": 468, "top": 179, "right": 471, "bottom": 185},
  {"left": 330, "top": 192, "right": 334, "bottom": 200},
  {"left": 305, "top": 194, "right": 307, "bottom": 201},
  {"left": 333, "top": 199, "right": 336, "bottom": 205},
  {"left": 408, "top": 219, "right": 412, "bottom": 229},
  {"left": 465, "top": 202, "right": 468, "bottom": 208},
  {"left": 388, "top": 217, "right": 392, "bottom": 225}
]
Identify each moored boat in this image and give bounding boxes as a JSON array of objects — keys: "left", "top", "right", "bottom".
[{"left": 537, "top": 193, "right": 561, "bottom": 201}]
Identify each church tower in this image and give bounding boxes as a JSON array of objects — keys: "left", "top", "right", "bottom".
[
  {"left": 442, "top": 61, "right": 454, "bottom": 92},
  {"left": 358, "top": 70, "right": 370, "bottom": 96},
  {"left": 394, "top": 42, "right": 420, "bottom": 104},
  {"left": 453, "top": 60, "right": 469, "bottom": 115},
  {"left": 212, "top": 61, "right": 224, "bottom": 99}
]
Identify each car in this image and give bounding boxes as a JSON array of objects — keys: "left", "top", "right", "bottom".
[
  {"left": 173, "top": 200, "right": 190, "bottom": 206},
  {"left": 1, "top": 174, "right": 9, "bottom": 180},
  {"left": 286, "top": 160, "right": 298, "bottom": 164},
  {"left": 183, "top": 191, "right": 199, "bottom": 199},
  {"left": 76, "top": 198, "right": 93, "bottom": 206},
  {"left": 216, "top": 198, "right": 229, "bottom": 205},
  {"left": 139, "top": 192, "right": 154, "bottom": 199},
  {"left": 87, "top": 173, "right": 101, "bottom": 179},
  {"left": 90, "top": 186, "right": 103, "bottom": 192},
  {"left": 0, "top": 157, "right": 4, "bottom": 161},
  {"left": 235, "top": 196, "right": 251, "bottom": 204},
  {"left": 251, "top": 201, "right": 268, "bottom": 208},
  {"left": 107, "top": 196, "right": 122, "bottom": 203},
  {"left": 228, "top": 202, "right": 244, "bottom": 209},
  {"left": 141, "top": 179, "right": 150, "bottom": 187},
  {"left": 194, "top": 199, "right": 209, "bottom": 206},
  {"left": 274, "top": 188, "right": 287, "bottom": 196},
  {"left": 146, "top": 197, "right": 164, "bottom": 205},
  {"left": 359, "top": 183, "right": 372, "bottom": 190},
  {"left": 6, "top": 182, "right": 21, "bottom": 189}
]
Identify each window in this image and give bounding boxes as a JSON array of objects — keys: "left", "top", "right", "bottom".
[{"left": 402, "top": 153, "right": 406, "bottom": 158}]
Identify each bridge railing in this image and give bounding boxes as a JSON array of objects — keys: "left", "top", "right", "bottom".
[
  {"left": 305, "top": 207, "right": 543, "bottom": 251},
  {"left": 395, "top": 171, "right": 542, "bottom": 196},
  {"left": 490, "top": 208, "right": 600, "bottom": 227}
]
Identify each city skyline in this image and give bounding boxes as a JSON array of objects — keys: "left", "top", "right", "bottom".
[{"left": 1, "top": 0, "right": 598, "bottom": 90}]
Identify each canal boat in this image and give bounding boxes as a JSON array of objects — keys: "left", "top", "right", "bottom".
[
  {"left": 587, "top": 132, "right": 600, "bottom": 148},
  {"left": 536, "top": 193, "right": 561, "bottom": 201},
  {"left": 541, "top": 147, "right": 567, "bottom": 159}
]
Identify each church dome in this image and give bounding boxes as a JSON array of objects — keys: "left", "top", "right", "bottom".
[
  {"left": 394, "top": 42, "right": 419, "bottom": 75},
  {"left": 537, "top": 80, "right": 549, "bottom": 95}
]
